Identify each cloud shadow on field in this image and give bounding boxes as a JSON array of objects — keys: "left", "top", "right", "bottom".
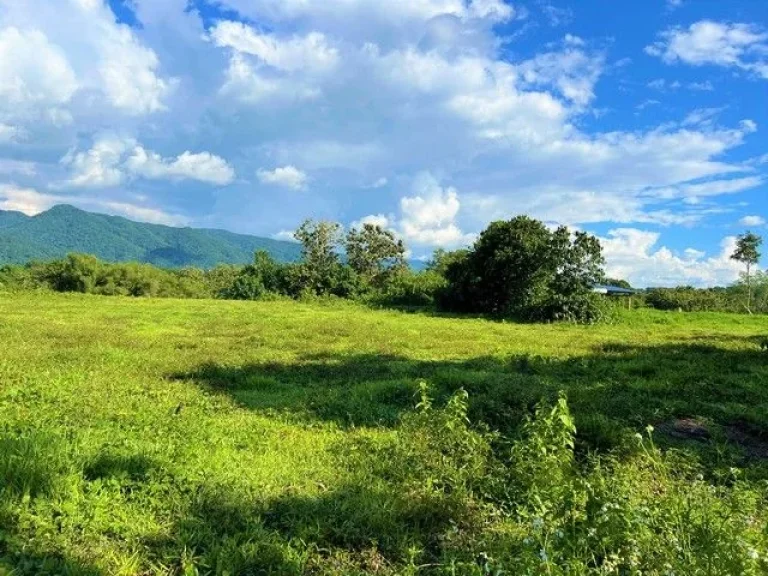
[
  {"left": 172, "top": 338, "right": 768, "bottom": 456},
  {"left": 0, "top": 433, "right": 104, "bottom": 576}
]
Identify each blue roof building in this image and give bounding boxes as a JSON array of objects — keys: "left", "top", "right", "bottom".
[{"left": 592, "top": 284, "right": 636, "bottom": 295}]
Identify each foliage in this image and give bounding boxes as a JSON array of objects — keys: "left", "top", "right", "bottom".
[
  {"left": 731, "top": 232, "right": 764, "bottom": 313},
  {"left": 644, "top": 286, "right": 738, "bottom": 312},
  {"left": 603, "top": 277, "right": 632, "bottom": 289},
  {"left": 438, "top": 216, "right": 606, "bottom": 323},
  {"left": 367, "top": 270, "right": 448, "bottom": 308},
  {"left": 222, "top": 250, "right": 290, "bottom": 300},
  {"left": 0, "top": 254, "right": 232, "bottom": 298},
  {"left": 345, "top": 224, "right": 406, "bottom": 288},
  {"left": 293, "top": 219, "right": 345, "bottom": 295}
]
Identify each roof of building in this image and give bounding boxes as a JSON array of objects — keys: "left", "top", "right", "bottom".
[{"left": 592, "top": 284, "right": 636, "bottom": 295}]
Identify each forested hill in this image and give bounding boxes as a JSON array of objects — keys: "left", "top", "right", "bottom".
[{"left": 0, "top": 205, "right": 302, "bottom": 268}]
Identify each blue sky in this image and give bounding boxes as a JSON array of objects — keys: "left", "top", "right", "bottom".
[{"left": 0, "top": 0, "right": 766, "bottom": 286}]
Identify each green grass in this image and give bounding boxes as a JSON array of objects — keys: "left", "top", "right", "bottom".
[{"left": 1, "top": 292, "right": 768, "bottom": 574}]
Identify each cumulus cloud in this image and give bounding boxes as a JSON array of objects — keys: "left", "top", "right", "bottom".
[
  {"left": 210, "top": 21, "right": 339, "bottom": 104},
  {"left": 0, "top": 1, "right": 175, "bottom": 120},
  {"left": 646, "top": 20, "right": 768, "bottom": 79},
  {"left": 256, "top": 165, "right": 309, "bottom": 190},
  {"left": 355, "top": 173, "right": 475, "bottom": 249},
  {"left": 210, "top": 22, "right": 339, "bottom": 73},
  {"left": 59, "top": 135, "right": 235, "bottom": 188},
  {"left": 0, "top": 27, "right": 79, "bottom": 111},
  {"left": 601, "top": 229, "right": 743, "bottom": 287},
  {"left": 125, "top": 148, "right": 236, "bottom": 185}
]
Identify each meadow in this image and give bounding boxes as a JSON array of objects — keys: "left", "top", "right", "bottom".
[{"left": 1, "top": 292, "right": 768, "bottom": 575}]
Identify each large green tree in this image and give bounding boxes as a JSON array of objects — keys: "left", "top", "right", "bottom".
[
  {"left": 731, "top": 231, "right": 763, "bottom": 314},
  {"left": 345, "top": 224, "right": 406, "bottom": 287},
  {"left": 438, "top": 216, "right": 606, "bottom": 322},
  {"left": 293, "top": 219, "right": 356, "bottom": 296}
]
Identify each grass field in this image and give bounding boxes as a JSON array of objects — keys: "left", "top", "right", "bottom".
[{"left": 1, "top": 292, "right": 768, "bottom": 575}]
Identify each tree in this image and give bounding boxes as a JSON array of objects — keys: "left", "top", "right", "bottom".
[
  {"left": 731, "top": 232, "right": 762, "bottom": 314},
  {"left": 345, "top": 224, "right": 406, "bottom": 287},
  {"left": 224, "top": 250, "right": 286, "bottom": 300},
  {"left": 604, "top": 277, "right": 632, "bottom": 290},
  {"left": 438, "top": 216, "right": 606, "bottom": 322},
  {"left": 294, "top": 219, "right": 345, "bottom": 295}
]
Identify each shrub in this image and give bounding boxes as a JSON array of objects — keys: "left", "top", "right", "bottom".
[{"left": 370, "top": 270, "right": 447, "bottom": 308}]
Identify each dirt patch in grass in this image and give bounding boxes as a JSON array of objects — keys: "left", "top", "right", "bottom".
[
  {"left": 658, "top": 418, "right": 711, "bottom": 442},
  {"left": 659, "top": 417, "right": 768, "bottom": 460}
]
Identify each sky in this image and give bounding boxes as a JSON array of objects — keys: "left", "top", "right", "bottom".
[{"left": 0, "top": 0, "right": 766, "bottom": 287}]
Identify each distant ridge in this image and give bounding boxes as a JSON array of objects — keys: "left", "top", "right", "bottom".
[{"left": 0, "top": 205, "right": 302, "bottom": 268}]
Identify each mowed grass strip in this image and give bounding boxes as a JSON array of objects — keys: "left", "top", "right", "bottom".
[{"left": 1, "top": 292, "right": 767, "bottom": 574}]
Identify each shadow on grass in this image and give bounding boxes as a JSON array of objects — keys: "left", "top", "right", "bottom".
[
  {"left": 0, "top": 433, "right": 104, "bottom": 576},
  {"left": 172, "top": 339, "right": 768, "bottom": 449},
  {"left": 139, "top": 474, "right": 475, "bottom": 575}
]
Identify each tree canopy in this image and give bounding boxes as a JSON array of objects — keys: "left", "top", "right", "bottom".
[{"left": 438, "top": 216, "right": 606, "bottom": 322}]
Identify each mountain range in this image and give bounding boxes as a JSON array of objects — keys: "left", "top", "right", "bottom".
[{"left": 0, "top": 205, "right": 303, "bottom": 268}]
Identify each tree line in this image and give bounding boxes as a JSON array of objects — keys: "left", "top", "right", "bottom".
[{"left": 0, "top": 216, "right": 763, "bottom": 322}]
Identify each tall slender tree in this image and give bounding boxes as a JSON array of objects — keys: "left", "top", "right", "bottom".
[
  {"left": 731, "top": 232, "right": 763, "bottom": 314},
  {"left": 294, "top": 219, "right": 343, "bottom": 294}
]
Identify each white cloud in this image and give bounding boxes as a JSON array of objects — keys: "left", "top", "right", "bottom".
[
  {"left": 352, "top": 173, "right": 475, "bottom": 248},
  {"left": 0, "top": 184, "right": 58, "bottom": 215},
  {"left": 0, "top": 27, "right": 79, "bottom": 109},
  {"left": 99, "top": 200, "right": 187, "bottom": 225},
  {"left": 60, "top": 135, "right": 130, "bottom": 188},
  {"left": 647, "top": 20, "right": 768, "bottom": 79},
  {"left": 0, "top": 0, "right": 175, "bottom": 119},
  {"left": 647, "top": 78, "right": 682, "bottom": 91},
  {"left": 125, "top": 148, "right": 236, "bottom": 185},
  {"left": 210, "top": 21, "right": 339, "bottom": 104},
  {"left": 210, "top": 22, "right": 339, "bottom": 73},
  {"left": 214, "top": 0, "right": 515, "bottom": 26},
  {"left": 688, "top": 80, "right": 714, "bottom": 91},
  {"left": 636, "top": 99, "right": 660, "bottom": 111},
  {"left": 351, "top": 214, "right": 391, "bottom": 229},
  {"left": 539, "top": 2, "right": 573, "bottom": 27},
  {"left": 739, "top": 215, "right": 766, "bottom": 227},
  {"left": 256, "top": 165, "right": 309, "bottom": 190},
  {"left": 601, "top": 228, "right": 743, "bottom": 287},
  {"left": 219, "top": 53, "right": 323, "bottom": 104},
  {"left": 682, "top": 107, "right": 726, "bottom": 127},
  {"left": 467, "top": 0, "right": 515, "bottom": 21},
  {"left": 59, "top": 135, "right": 235, "bottom": 188},
  {"left": 645, "top": 176, "right": 764, "bottom": 200},
  {"left": 518, "top": 46, "right": 605, "bottom": 107},
  {"left": 398, "top": 173, "right": 475, "bottom": 247},
  {"left": 272, "top": 229, "right": 299, "bottom": 242}
]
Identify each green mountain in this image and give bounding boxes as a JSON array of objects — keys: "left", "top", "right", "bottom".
[
  {"left": 0, "top": 205, "right": 302, "bottom": 268},
  {"left": 0, "top": 210, "right": 30, "bottom": 229}
]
